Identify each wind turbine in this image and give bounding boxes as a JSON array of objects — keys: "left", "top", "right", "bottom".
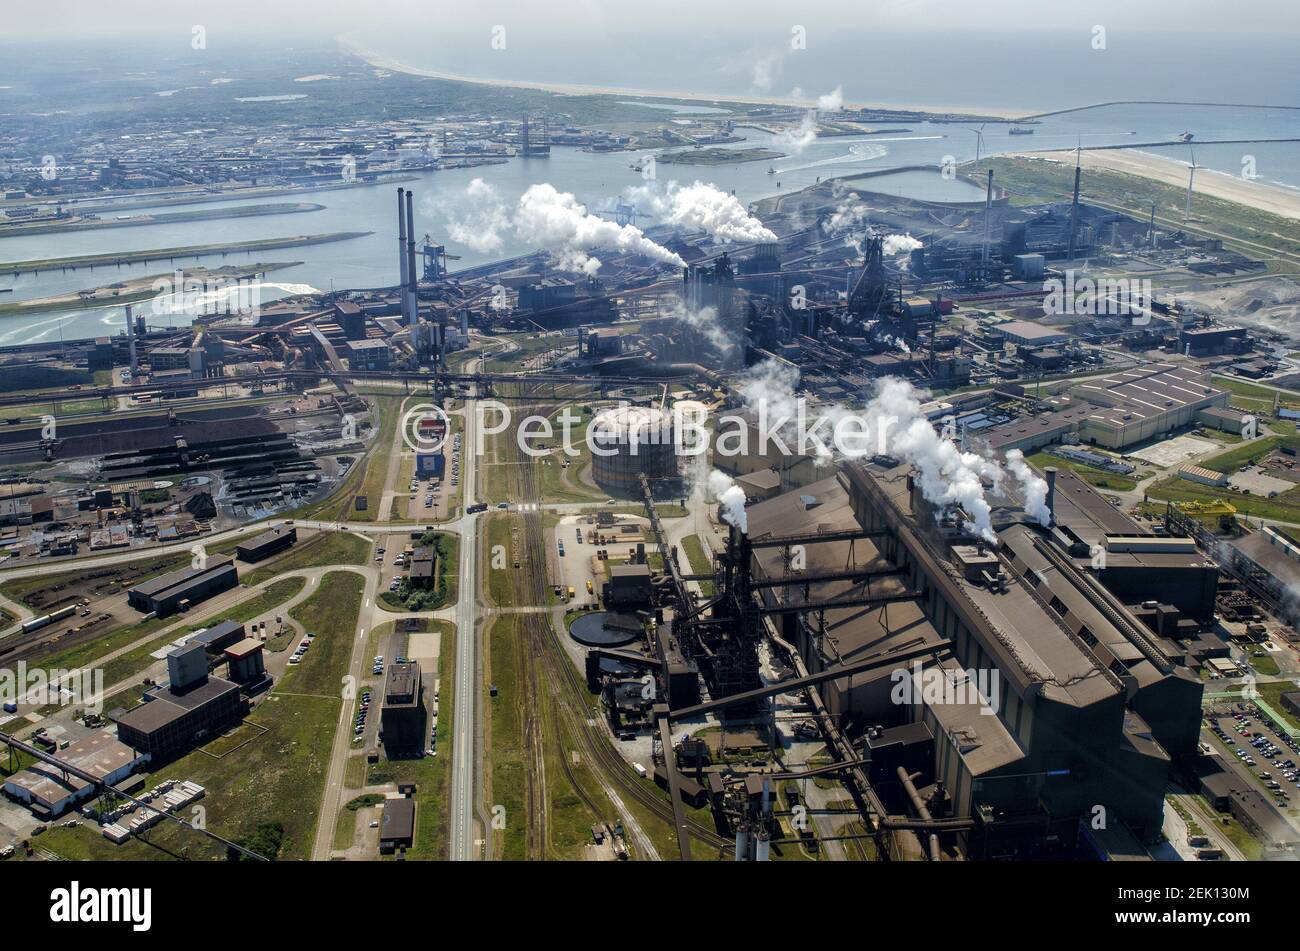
[
  {"left": 1185, "top": 144, "right": 1199, "bottom": 220},
  {"left": 970, "top": 124, "right": 986, "bottom": 164}
]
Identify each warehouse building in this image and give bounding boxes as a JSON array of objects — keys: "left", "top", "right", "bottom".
[
  {"left": 3, "top": 732, "right": 147, "bottom": 818},
  {"left": 235, "top": 526, "right": 297, "bottom": 562},
  {"left": 1197, "top": 405, "right": 1251, "bottom": 434},
  {"left": 988, "top": 320, "right": 1071, "bottom": 348},
  {"left": 127, "top": 556, "right": 238, "bottom": 618},
  {"left": 380, "top": 661, "right": 424, "bottom": 753},
  {"left": 1067, "top": 364, "right": 1228, "bottom": 449}
]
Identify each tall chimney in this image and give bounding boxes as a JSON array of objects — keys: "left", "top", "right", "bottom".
[
  {"left": 397, "top": 188, "right": 409, "bottom": 322},
  {"left": 1044, "top": 466, "right": 1058, "bottom": 526},
  {"left": 124, "top": 303, "right": 138, "bottom": 377},
  {"left": 406, "top": 189, "right": 418, "bottom": 326},
  {"left": 980, "top": 169, "right": 994, "bottom": 267},
  {"left": 1066, "top": 163, "right": 1081, "bottom": 262}
]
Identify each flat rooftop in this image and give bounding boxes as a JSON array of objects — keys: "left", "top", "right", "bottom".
[{"left": 130, "top": 556, "right": 235, "bottom": 599}]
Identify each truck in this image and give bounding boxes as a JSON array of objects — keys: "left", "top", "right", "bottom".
[{"left": 466, "top": 502, "right": 488, "bottom": 514}]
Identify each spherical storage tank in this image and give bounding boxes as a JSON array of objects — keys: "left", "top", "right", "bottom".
[{"left": 590, "top": 405, "right": 677, "bottom": 496}]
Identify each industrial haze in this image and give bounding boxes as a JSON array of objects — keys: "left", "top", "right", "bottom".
[{"left": 0, "top": 1, "right": 1298, "bottom": 883}]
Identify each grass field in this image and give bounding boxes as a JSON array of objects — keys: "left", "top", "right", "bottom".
[
  {"left": 241, "top": 531, "right": 371, "bottom": 586},
  {"left": 680, "top": 535, "right": 717, "bottom": 596},
  {"left": 1146, "top": 432, "right": 1300, "bottom": 523},
  {"left": 38, "top": 572, "right": 366, "bottom": 861},
  {"left": 486, "top": 614, "right": 528, "bottom": 859},
  {"left": 350, "top": 397, "right": 402, "bottom": 523},
  {"left": 485, "top": 514, "right": 523, "bottom": 608},
  {"left": 1026, "top": 450, "right": 1137, "bottom": 492},
  {"left": 278, "top": 571, "right": 366, "bottom": 697},
  {"left": 96, "top": 576, "right": 306, "bottom": 693},
  {"left": 362, "top": 619, "right": 455, "bottom": 860}
]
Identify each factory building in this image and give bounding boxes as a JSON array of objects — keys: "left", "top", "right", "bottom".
[
  {"left": 346, "top": 339, "right": 391, "bottom": 371},
  {"left": 589, "top": 405, "right": 677, "bottom": 496},
  {"left": 603, "top": 563, "right": 653, "bottom": 608},
  {"left": 236, "top": 525, "right": 298, "bottom": 562},
  {"left": 126, "top": 556, "right": 238, "bottom": 618},
  {"left": 380, "top": 660, "right": 425, "bottom": 753},
  {"left": 110, "top": 643, "right": 246, "bottom": 760},
  {"left": 989, "top": 320, "right": 1071, "bottom": 349},
  {"left": 188, "top": 619, "right": 247, "bottom": 656},
  {"left": 3, "top": 732, "right": 147, "bottom": 818},
  {"left": 1178, "top": 325, "right": 1249, "bottom": 356},
  {"left": 744, "top": 459, "right": 1203, "bottom": 857}
]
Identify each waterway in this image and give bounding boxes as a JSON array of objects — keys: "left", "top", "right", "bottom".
[{"left": 0, "top": 102, "right": 1295, "bottom": 345}]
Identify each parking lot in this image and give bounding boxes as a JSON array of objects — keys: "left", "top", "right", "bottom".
[{"left": 1206, "top": 704, "right": 1300, "bottom": 810}]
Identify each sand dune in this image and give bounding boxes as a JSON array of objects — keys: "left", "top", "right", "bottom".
[{"left": 1013, "top": 148, "right": 1300, "bottom": 221}]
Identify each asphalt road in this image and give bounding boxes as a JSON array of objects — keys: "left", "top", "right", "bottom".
[{"left": 450, "top": 361, "right": 482, "bottom": 861}]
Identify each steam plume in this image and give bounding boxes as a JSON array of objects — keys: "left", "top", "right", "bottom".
[
  {"left": 708, "top": 469, "right": 749, "bottom": 533},
  {"left": 1005, "top": 449, "right": 1051, "bottom": 527}
]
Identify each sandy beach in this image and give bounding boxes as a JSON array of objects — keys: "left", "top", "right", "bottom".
[
  {"left": 339, "top": 38, "right": 1025, "bottom": 121},
  {"left": 1012, "top": 148, "right": 1300, "bottom": 221}
]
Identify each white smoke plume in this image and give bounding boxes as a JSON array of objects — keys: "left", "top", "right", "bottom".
[
  {"left": 882, "top": 233, "right": 922, "bottom": 256},
  {"left": 880, "top": 334, "right": 911, "bottom": 354},
  {"left": 734, "top": 358, "right": 1009, "bottom": 542},
  {"left": 661, "top": 182, "right": 777, "bottom": 243},
  {"left": 515, "top": 183, "right": 685, "bottom": 274},
  {"left": 738, "top": 357, "right": 802, "bottom": 431},
  {"left": 778, "top": 111, "right": 819, "bottom": 154},
  {"left": 663, "top": 297, "right": 737, "bottom": 356},
  {"left": 750, "top": 50, "right": 787, "bottom": 92},
  {"left": 864, "top": 378, "right": 1003, "bottom": 542},
  {"left": 708, "top": 469, "right": 749, "bottom": 534},
  {"left": 628, "top": 180, "right": 776, "bottom": 244},
  {"left": 816, "top": 85, "right": 844, "bottom": 112},
  {"left": 442, "top": 178, "right": 509, "bottom": 253},
  {"left": 440, "top": 179, "right": 685, "bottom": 273},
  {"left": 824, "top": 196, "right": 870, "bottom": 235},
  {"left": 1004, "top": 449, "right": 1051, "bottom": 527}
]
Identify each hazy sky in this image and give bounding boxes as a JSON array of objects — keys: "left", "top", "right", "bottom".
[{"left": 7, "top": 0, "right": 1299, "bottom": 39}]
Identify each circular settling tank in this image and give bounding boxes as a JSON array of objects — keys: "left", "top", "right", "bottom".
[
  {"left": 569, "top": 611, "right": 643, "bottom": 648},
  {"left": 589, "top": 404, "right": 677, "bottom": 496}
]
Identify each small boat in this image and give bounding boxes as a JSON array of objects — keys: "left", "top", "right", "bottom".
[
  {"left": 767, "top": 166, "right": 776, "bottom": 174},
  {"left": 1178, "top": 131, "right": 1194, "bottom": 142}
]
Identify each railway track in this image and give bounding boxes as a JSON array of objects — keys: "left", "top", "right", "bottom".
[{"left": 502, "top": 381, "right": 732, "bottom": 858}]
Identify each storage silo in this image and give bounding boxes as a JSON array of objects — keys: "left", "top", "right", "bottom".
[{"left": 589, "top": 405, "right": 677, "bottom": 496}]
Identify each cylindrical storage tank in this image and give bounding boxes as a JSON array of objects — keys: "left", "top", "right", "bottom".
[{"left": 589, "top": 405, "right": 677, "bottom": 497}]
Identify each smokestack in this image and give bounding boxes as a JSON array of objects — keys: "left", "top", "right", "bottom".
[
  {"left": 397, "top": 188, "right": 409, "bottom": 322},
  {"left": 1066, "top": 162, "right": 1081, "bottom": 262},
  {"left": 406, "top": 190, "right": 419, "bottom": 326},
  {"left": 124, "top": 303, "right": 138, "bottom": 377},
  {"left": 980, "top": 170, "right": 994, "bottom": 267},
  {"left": 1044, "top": 466, "right": 1058, "bottom": 526}
]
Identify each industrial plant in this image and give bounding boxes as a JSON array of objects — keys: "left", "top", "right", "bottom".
[{"left": 0, "top": 12, "right": 1297, "bottom": 914}]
